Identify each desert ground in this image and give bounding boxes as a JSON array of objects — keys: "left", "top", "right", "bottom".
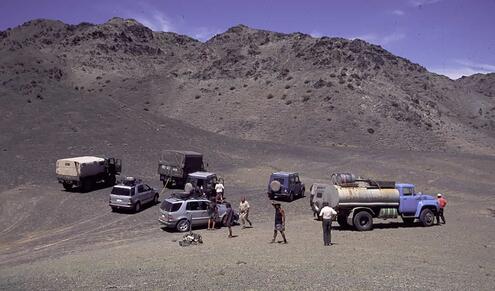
[{"left": 0, "top": 18, "right": 494, "bottom": 290}]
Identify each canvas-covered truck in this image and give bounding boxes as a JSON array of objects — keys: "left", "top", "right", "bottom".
[
  {"left": 158, "top": 150, "right": 205, "bottom": 188},
  {"left": 310, "top": 173, "right": 439, "bottom": 231},
  {"left": 56, "top": 156, "right": 122, "bottom": 192}
]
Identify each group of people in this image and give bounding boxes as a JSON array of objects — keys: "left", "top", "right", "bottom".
[{"left": 204, "top": 184, "right": 448, "bottom": 245}]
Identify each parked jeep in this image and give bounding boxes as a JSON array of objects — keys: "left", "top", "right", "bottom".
[
  {"left": 185, "top": 171, "right": 222, "bottom": 199},
  {"left": 109, "top": 177, "right": 158, "bottom": 213},
  {"left": 267, "top": 172, "right": 305, "bottom": 201},
  {"left": 158, "top": 195, "right": 238, "bottom": 232},
  {"left": 158, "top": 150, "right": 205, "bottom": 188}
]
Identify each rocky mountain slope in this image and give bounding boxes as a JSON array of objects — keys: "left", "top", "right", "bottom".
[{"left": 1, "top": 18, "right": 494, "bottom": 155}]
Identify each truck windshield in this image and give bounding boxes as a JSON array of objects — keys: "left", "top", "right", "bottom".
[
  {"left": 160, "top": 201, "right": 182, "bottom": 212},
  {"left": 111, "top": 187, "right": 131, "bottom": 196}
]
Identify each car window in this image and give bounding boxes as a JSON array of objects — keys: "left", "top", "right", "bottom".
[
  {"left": 295, "top": 176, "right": 300, "bottom": 183},
  {"left": 187, "top": 201, "right": 200, "bottom": 210},
  {"left": 143, "top": 184, "right": 151, "bottom": 191},
  {"left": 198, "top": 201, "right": 209, "bottom": 210},
  {"left": 160, "top": 201, "right": 183, "bottom": 212},
  {"left": 316, "top": 192, "right": 323, "bottom": 198},
  {"left": 111, "top": 187, "right": 131, "bottom": 196},
  {"left": 137, "top": 185, "right": 144, "bottom": 193},
  {"left": 402, "top": 187, "right": 413, "bottom": 196},
  {"left": 211, "top": 176, "right": 218, "bottom": 184},
  {"left": 290, "top": 176, "right": 295, "bottom": 183}
]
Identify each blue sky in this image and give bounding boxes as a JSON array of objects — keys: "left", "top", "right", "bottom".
[{"left": 1, "top": 0, "right": 494, "bottom": 79}]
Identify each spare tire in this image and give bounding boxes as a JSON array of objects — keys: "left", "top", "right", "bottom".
[
  {"left": 184, "top": 183, "right": 193, "bottom": 194},
  {"left": 270, "top": 180, "right": 281, "bottom": 192}
]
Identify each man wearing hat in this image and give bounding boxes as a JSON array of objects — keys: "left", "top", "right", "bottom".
[
  {"left": 270, "top": 202, "right": 287, "bottom": 244},
  {"left": 436, "top": 193, "right": 447, "bottom": 224}
]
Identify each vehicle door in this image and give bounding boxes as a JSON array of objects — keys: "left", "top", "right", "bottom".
[
  {"left": 399, "top": 187, "right": 418, "bottom": 214},
  {"left": 293, "top": 175, "right": 302, "bottom": 195},
  {"left": 136, "top": 184, "right": 149, "bottom": 203},
  {"left": 196, "top": 200, "right": 210, "bottom": 224},
  {"left": 289, "top": 175, "right": 296, "bottom": 193},
  {"left": 186, "top": 201, "right": 204, "bottom": 226},
  {"left": 143, "top": 184, "right": 154, "bottom": 203}
]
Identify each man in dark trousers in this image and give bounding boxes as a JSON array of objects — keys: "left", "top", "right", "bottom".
[
  {"left": 224, "top": 202, "right": 235, "bottom": 238},
  {"left": 270, "top": 202, "right": 287, "bottom": 244},
  {"left": 319, "top": 202, "right": 337, "bottom": 246},
  {"left": 436, "top": 193, "right": 447, "bottom": 224}
]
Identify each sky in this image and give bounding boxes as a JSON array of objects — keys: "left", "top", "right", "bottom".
[{"left": 0, "top": 0, "right": 494, "bottom": 79}]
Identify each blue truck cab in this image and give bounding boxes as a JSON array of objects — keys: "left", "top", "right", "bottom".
[{"left": 396, "top": 183, "right": 439, "bottom": 226}]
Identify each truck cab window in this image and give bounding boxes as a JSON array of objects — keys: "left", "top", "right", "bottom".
[
  {"left": 187, "top": 201, "right": 199, "bottom": 211},
  {"left": 402, "top": 187, "right": 413, "bottom": 196},
  {"left": 137, "top": 185, "right": 144, "bottom": 193}
]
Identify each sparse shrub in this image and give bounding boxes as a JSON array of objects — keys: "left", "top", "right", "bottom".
[
  {"left": 281, "top": 94, "right": 287, "bottom": 100},
  {"left": 304, "top": 80, "right": 310, "bottom": 84},
  {"left": 327, "top": 118, "right": 332, "bottom": 121},
  {"left": 230, "top": 86, "right": 235, "bottom": 90},
  {"left": 27, "top": 99, "right": 32, "bottom": 103},
  {"left": 267, "top": 94, "right": 274, "bottom": 99},
  {"left": 347, "top": 84, "right": 354, "bottom": 90},
  {"left": 367, "top": 128, "right": 375, "bottom": 134},
  {"left": 96, "top": 76, "right": 102, "bottom": 80},
  {"left": 243, "top": 84, "right": 248, "bottom": 87},
  {"left": 105, "top": 80, "right": 111, "bottom": 83},
  {"left": 286, "top": 76, "right": 293, "bottom": 81},
  {"left": 302, "top": 96, "right": 310, "bottom": 103},
  {"left": 75, "top": 86, "right": 79, "bottom": 90},
  {"left": 285, "top": 85, "right": 291, "bottom": 89},
  {"left": 36, "top": 94, "right": 43, "bottom": 100},
  {"left": 285, "top": 100, "right": 292, "bottom": 105},
  {"left": 195, "top": 95, "right": 201, "bottom": 99},
  {"left": 143, "top": 108, "right": 149, "bottom": 111},
  {"left": 145, "top": 101, "right": 150, "bottom": 104},
  {"left": 306, "top": 90, "right": 312, "bottom": 93},
  {"left": 329, "top": 73, "right": 336, "bottom": 78}
]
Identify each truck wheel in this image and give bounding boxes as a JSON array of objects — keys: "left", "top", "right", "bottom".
[
  {"left": 134, "top": 202, "right": 141, "bottom": 213},
  {"left": 419, "top": 208, "right": 435, "bottom": 227},
  {"left": 176, "top": 219, "right": 190, "bottom": 232},
  {"left": 353, "top": 211, "right": 373, "bottom": 231},
  {"left": 153, "top": 194, "right": 159, "bottom": 205},
  {"left": 80, "top": 179, "right": 91, "bottom": 192},
  {"left": 62, "top": 182, "right": 72, "bottom": 191},
  {"left": 300, "top": 188, "right": 305, "bottom": 197},
  {"left": 288, "top": 192, "right": 294, "bottom": 202}
]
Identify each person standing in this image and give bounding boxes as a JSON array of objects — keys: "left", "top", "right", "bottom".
[
  {"left": 239, "top": 196, "right": 253, "bottom": 229},
  {"left": 215, "top": 181, "right": 225, "bottom": 200},
  {"left": 207, "top": 198, "right": 218, "bottom": 230},
  {"left": 224, "top": 202, "right": 235, "bottom": 238},
  {"left": 270, "top": 202, "right": 287, "bottom": 244},
  {"left": 319, "top": 202, "right": 337, "bottom": 246},
  {"left": 436, "top": 193, "right": 447, "bottom": 224}
]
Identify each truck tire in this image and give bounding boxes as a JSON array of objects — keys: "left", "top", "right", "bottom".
[
  {"left": 353, "top": 211, "right": 373, "bottom": 231},
  {"left": 419, "top": 208, "right": 435, "bottom": 227},
  {"left": 153, "top": 194, "right": 159, "bottom": 205},
  {"left": 134, "top": 202, "right": 141, "bottom": 213},
  {"left": 62, "top": 182, "right": 72, "bottom": 191},
  {"left": 80, "top": 178, "right": 92, "bottom": 193},
  {"left": 288, "top": 192, "right": 294, "bottom": 202},
  {"left": 176, "top": 219, "right": 190, "bottom": 232}
]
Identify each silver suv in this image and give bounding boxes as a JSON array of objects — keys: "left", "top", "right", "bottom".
[
  {"left": 109, "top": 178, "right": 158, "bottom": 212},
  {"left": 158, "top": 195, "right": 238, "bottom": 232}
]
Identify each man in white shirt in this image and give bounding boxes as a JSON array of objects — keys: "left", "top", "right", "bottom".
[
  {"left": 215, "top": 182, "right": 225, "bottom": 200},
  {"left": 319, "top": 202, "right": 337, "bottom": 246}
]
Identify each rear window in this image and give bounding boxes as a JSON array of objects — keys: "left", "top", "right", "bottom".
[
  {"left": 111, "top": 187, "right": 131, "bottom": 196},
  {"left": 161, "top": 201, "right": 183, "bottom": 212},
  {"left": 271, "top": 177, "right": 285, "bottom": 184}
]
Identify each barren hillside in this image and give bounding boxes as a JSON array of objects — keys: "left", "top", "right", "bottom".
[{"left": 1, "top": 18, "right": 494, "bottom": 157}]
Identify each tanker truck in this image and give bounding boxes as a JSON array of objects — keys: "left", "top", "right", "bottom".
[{"left": 310, "top": 173, "right": 439, "bottom": 231}]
